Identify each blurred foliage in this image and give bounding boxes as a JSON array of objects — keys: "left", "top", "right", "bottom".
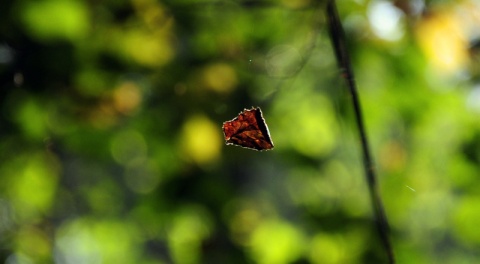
[{"left": 1, "top": 0, "right": 480, "bottom": 263}]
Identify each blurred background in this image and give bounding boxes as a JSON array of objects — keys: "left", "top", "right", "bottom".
[{"left": 1, "top": 0, "right": 480, "bottom": 263}]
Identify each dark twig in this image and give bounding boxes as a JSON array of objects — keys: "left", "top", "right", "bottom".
[{"left": 325, "top": 1, "right": 395, "bottom": 263}]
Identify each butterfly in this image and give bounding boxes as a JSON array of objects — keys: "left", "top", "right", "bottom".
[{"left": 222, "top": 107, "right": 274, "bottom": 151}]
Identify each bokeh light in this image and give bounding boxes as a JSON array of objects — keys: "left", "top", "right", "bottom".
[{"left": 1, "top": 0, "right": 480, "bottom": 263}]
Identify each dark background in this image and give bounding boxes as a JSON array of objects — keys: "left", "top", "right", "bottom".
[{"left": 1, "top": 0, "right": 480, "bottom": 263}]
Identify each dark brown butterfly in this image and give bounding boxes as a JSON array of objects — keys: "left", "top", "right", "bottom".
[{"left": 222, "top": 107, "right": 274, "bottom": 151}]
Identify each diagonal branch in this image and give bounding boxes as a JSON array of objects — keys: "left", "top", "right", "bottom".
[{"left": 325, "top": 1, "right": 395, "bottom": 263}]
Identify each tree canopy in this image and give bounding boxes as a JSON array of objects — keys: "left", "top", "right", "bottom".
[{"left": 1, "top": 0, "right": 479, "bottom": 263}]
